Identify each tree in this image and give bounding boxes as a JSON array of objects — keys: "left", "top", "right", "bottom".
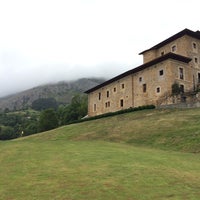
[
  {"left": 58, "top": 94, "right": 88, "bottom": 125},
  {"left": 32, "top": 98, "right": 58, "bottom": 111},
  {"left": 23, "top": 122, "right": 38, "bottom": 136},
  {"left": 0, "top": 126, "right": 19, "bottom": 140},
  {"left": 38, "top": 109, "right": 58, "bottom": 132}
]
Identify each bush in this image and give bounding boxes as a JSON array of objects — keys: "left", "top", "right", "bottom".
[
  {"left": 172, "top": 82, "right": 181, "bottom": 95},
  {"left": 38, "top": 109, "right": 59, "bottom": 132},
  {"left": 68, "top": 105, "right": 155, "bottom": 124},
  {"left": 58, "top": 94, "right": 88, "bottom": 125},
  {"left": 0, "top": 126, "right": 19, "bottom": 140},
  {"left": 23, "top": 122, "right": 38, "bottom": 136}
]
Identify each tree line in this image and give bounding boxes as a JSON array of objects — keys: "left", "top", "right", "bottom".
[{"left": 0, "top": 94, "right": 87, "bottom": 140}]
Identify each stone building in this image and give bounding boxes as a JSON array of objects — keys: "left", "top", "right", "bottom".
[{"left": 85, "top": 29, "right": 200, "bottom": 116}]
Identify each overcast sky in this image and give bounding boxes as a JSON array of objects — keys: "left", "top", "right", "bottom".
[{"left": 0, "top": 0, "right": 199, "bottom": 97}]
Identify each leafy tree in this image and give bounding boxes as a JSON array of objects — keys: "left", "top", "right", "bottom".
[
  {"left": 0, "top": 110, "right": 40, "bottom": 137},
  {"left": 0, "top": 126, "right": 19, "bottom": 140},
  {"left": 38, "top": 109, "right": 58, "bottom": 132},
  {"left": 32, "top": 98, "right": 58, "bottom": 111},
  {"left": 0, "top": 113, "right": 22, "bottom": 127},
  {"left": 58, "top": 94, "right": 88, "bottom": 124},
  {"left": 23, "top": 122, "right": 38, "bottom": 136}
]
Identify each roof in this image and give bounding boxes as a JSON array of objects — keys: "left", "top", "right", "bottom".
[
  {"left": 139, "top": 28, "right": 200, "bottom": 55},
  {"left": 85, "top": 53, "right": 192, "bottom": 94}
]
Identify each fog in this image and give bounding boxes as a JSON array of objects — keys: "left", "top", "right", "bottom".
[{"left": 0, "top": 0, "right": 199, "bottom": 97}]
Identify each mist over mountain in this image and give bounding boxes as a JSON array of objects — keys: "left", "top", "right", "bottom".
[{"left": 0, "top": 78, "right": 105, "bottom": 111}]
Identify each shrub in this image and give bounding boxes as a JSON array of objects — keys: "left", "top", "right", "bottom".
[
  {"left": 172, "top": 82, "right": 181, "bottom": 95},
  {"left": 68, "top": 105, "right": 155, "bottom": 125},
  {"left": 38, "top": 109, "right": 59, "bottom": 132},
  {"left": 0, "top": 126, "right": 19, "bottom": 140}
]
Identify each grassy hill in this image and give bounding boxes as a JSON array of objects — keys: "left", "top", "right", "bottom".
[
  {"left": 25, "top": 107, "right": 200, "bottom": 153},
  {"left": 0, "top": 108, "right": 200, "bottom": 199}
]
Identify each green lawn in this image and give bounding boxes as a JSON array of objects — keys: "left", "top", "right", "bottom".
[{"left": 0, "top": 108, "right": 200, "bottom": 199}]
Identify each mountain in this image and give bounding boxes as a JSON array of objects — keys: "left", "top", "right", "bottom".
[{"left": 0, "top": 78, "right": 105, "bottom": 111}]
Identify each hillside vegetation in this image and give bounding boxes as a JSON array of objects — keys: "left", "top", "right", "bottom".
[
  {"left": 0, "top": 78, "right": 105, "bottom": 111},
  {"left": 1, "top": 108, "right": 200, "bottom": 199}
]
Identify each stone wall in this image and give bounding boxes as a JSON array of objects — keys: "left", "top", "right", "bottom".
[
  {"left": 88, "top": 75, "right": 134, "bottom": 116},
  {"left": 87, "top": 32, "right": 200, "bottom": 117}
]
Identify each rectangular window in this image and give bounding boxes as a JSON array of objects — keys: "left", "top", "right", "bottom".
[
  {"left": 194, "top": 57, "right": 198, "bottom": 64},
  {"left": 94, "top": 104, "right": 96, "bottom": 111},
  {"left": 98, "top": 92, "right": 101, "bottom": 100},
  {"left": 143, "top": 84, "right": 147, "bottom": 93},
  {"left": 193, "top": 42, "right": 197, "bottom": 49},
  {"left": 156, "top": 87, "right": 160, "bottom": 93},
  {"left": 114, "top": 87, "right": 116, "bottom": 92},
  {"left": 121, "top": 83, "right": 125, "bottom": 89},
  {"left": 120, "top": 99, "right": 124, "bottom": 107},
  {"left": 179, "top": 68, "right": 184, "bottom": 80},
  {"left": 105, "top": 101, "right": 110, "bottom": 108},
  {"left": 139, "top": 77, "right": 142, "bottom": 82},
  {"left": 106, "top": 91, "right": 109, "bottom": 98},
  {"left": 159, "top": 70, "right": 164, "bottom": 76},
  {"left": 161, "top": 51, "right": 164, "bottom": 56},
  {"left": 198, "top": 73, "right": 200, "bottom": 83}
]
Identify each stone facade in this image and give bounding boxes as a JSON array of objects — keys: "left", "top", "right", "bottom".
[{"left": 85, "top": 29, "right": 200, "bottom": 116}]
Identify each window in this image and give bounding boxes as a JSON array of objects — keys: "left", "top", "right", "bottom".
[
  {"left": 143, "top": 84, "right": 147, "bottom": 93},
  {"left": 159, "top": 70, "right": 164, "bottom": 76},
  {"left": 94, "top": 104, "right": 96, "bottom": 112},
  {"left": 179, "top": 68, "right": 184, "bottom": 80},
  {"left": 180, "top": 84, "right": 184, "bottom": 93},
  {"left": 198, "top": 73, "right": 200, "bottom": 83},
  {"left": 139, "top": 77, "right": 142, "bottom": 82},
  {"left": 98, "top": 92, "right": 101, "bottom": 100},
  {"left": 193, "top": 42, "right": 197, "bottom": 49},
  {"left": 120, "top": 99, "right": 124, "bottom": 107},
  {"left": 114, "top": 87, "right": 116, "bottom": 92},
  {"left": 156, "top": 87, "right": 160, "bottom": 93},
  {"left": 106, "top": 91, "right": 109, "bottom": 98},
  {"left": 105, "top": 101, "right": 110, "bottom": 108},
  {"left": 121, "top": 83, "right": 125, "bottom": 89},
  {"left": 194, "top": 57, "right": 198, "bottom": 64},
  {"left": 161, "top": 51, "right": 164, "bottom": 56},
  {"left": 171, "top": 45, "right": 176, "bottom": 52}
]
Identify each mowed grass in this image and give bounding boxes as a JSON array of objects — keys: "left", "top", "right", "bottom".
[
  {"left": 0, "top": 108, "right": 200, "bottom": 199},
  {"left": 28, "top": 108, "right": 200, "bottom": 153}
]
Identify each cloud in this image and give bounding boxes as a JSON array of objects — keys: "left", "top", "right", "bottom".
[{"left": 0, "top": 0, "right": 199, "bottom": 97}]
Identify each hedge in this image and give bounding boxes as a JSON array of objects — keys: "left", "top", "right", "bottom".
[{"left": 67, "top": 104, "right": 155, "bottom": 125}]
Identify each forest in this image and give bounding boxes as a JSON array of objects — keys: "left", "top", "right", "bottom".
[{"left": 0, "top": 94, "right": 87, "bottom": 140}]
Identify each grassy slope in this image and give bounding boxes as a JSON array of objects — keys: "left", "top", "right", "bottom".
[
  {"left": 27, "top": 108, "right": 200, "bottom": 153},
  {"left": 0, "top": 108, "right": 200, "bottom": 200}
]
